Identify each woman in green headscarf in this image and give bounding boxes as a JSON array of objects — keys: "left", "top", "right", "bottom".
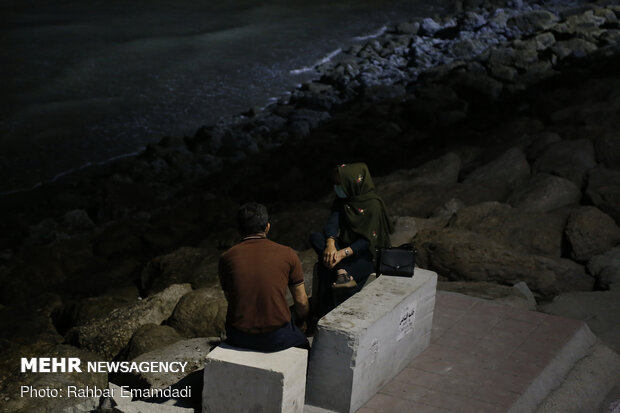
[{"left": 309, "top": 162, "right": 393, "bottom": 318}]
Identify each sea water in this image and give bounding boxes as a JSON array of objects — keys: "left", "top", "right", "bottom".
[{"left": 1, "top": 0, "right": 448, "bottom": 193}]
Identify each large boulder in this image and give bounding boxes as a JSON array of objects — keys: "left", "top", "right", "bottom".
[
  {"left": 532, "top": 139, "right": 597, "bottom": 187},
  {"left": 541, "top": 290, "right": 620, "bottom": 354},
  {"left": 106, "top": 383, "right": 194, "bottom": 413},
  {"left": 53, "top": 293, "right": 138, "bottom": 335},
  {"left": 508, "top": 9, "right": 559, "bottom": 34},
  {"left": 507, "top": 173, "right": 582, "bottom": 212},
  {"left": 437, "top": 281, "right": 536, "bottom": 310},
  {"left": 585, "top": 167, "right": 620, "bottom": 225},
  {"left": 375, "top": 152, "right": 461, "bottom": 190},
  {"left": 595, "top": 132, "right": 620, "bottom": 170},
  {"left": 415, "top": 228, "right": 592, "bottom": 296},
  {"left": 113, "top": 338, "right": 219, "bottom": 392},
  {"left": 141, "top": 248, "right": 220, "bottom": 295},
  {"left": 0, "top": 344, "right": 107, "bottom": 413},
  {"left": 565, "top": 207, "right": 620, "bottom": 262},
  {"left": 588, "top": 246, "right": 620, "bottom": 291},
  {"left": 167, "top": 287, "right": 227, "bottom": 338},
  {"left": 0, "top": 294, "right": 64, "bottom": 387},
  {"left": 448, "top": 202, "right": 566, "bottom": 257},
  {"left": 525, "top": 132, "right": 562, "bottom": 162},
  {"left": 66, "top": 284, "right": 192, "bottom": 359},
  {"left": 390, "top": 216, "right": 419, "bottom": 247},
  {"left": 269, "top": 203, "right": 331, "bottom": 251},
  {"left": 452, "top": 147, "right": 531, "bottom": 205},
  {"left": 123, "top": 324, "right": 184, "bottom": 360},
  {"left": 376, "top": 152, "right": 461, "bottom": 217}
]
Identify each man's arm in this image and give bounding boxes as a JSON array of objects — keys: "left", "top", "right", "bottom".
[{"left": 289, "top": 283, "right": 309, "bottom": 327}]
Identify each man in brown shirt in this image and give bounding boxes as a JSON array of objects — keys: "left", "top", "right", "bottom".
[{"left": 218, "top": 202, "right": 309, "bottom": 351}]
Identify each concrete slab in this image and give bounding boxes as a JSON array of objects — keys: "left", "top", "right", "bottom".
[
  {"left": 357, "top": 291, "right": 620, "bottom": 413},
  {"left": 306, "top": 269, "right": 437, "bottom": 413},
  {"left": 203, "top": 344, "right": 308, "bottom": 413}
]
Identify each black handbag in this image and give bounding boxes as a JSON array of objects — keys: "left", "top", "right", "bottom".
[{"left": 377, "top": 244, "right": 416, "bottom": 277}]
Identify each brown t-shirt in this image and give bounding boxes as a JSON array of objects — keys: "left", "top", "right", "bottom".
[{"left": 218, "top": 237, "right": 304, "bottom": 331}]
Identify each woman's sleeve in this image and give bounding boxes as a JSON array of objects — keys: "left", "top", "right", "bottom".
[
  {"left": 350, "top": 238, "right": 370, "bottom": 254},
  {"left": 323, "top": 210, "right": 340, "bottom": 239}
]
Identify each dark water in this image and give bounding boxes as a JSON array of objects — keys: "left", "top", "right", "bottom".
[{"left": 1, "top": 0, "right": 449, "bottom": 193}]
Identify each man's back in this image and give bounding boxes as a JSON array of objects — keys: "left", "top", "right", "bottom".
[{"left": 219, "top": 237, "right": 304, "bottom": 332}]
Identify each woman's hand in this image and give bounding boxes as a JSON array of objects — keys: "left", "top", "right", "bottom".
[
  {"left": 323, "top": 242, "right": 338, "bottom": 267},
  {"left": 326, "top": 248, "right": 352, "bottom": 269}
]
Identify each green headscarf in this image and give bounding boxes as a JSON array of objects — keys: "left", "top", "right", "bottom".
[{"left": 335, "top": 163, "right": 394, "bottom": 260}]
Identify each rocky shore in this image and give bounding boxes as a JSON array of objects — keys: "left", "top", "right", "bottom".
[{"left": 2, "top": 0, "right": 620, "bottom": 411}]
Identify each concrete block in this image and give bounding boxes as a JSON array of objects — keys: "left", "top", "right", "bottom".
[
  {"left": 203, "top": 343, "right": 308, "bottom": 413},
  {"left": 306, "top": 269, "right": 437, "bottom": 413}
]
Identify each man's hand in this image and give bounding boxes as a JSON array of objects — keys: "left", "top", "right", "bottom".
[
  {"left": 297, "top": 321, "right": 308, "bottom": 333},
  {"left": 289, "top": 283, "right": 309, "bottom": 324}
]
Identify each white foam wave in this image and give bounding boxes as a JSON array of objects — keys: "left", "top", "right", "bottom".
[
  {"left": 290, "top": 48, "right": 342, "bottom": 75},
  {"left": 0, "top": 148, "right": 146, "bottom": 196},
  {"left": 352, "top": 25, "right": 387, "bottom": 41}
]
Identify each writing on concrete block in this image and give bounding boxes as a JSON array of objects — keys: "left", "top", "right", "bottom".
[{"left": 398, "top": 302, "right": 416, "bottom": 341}]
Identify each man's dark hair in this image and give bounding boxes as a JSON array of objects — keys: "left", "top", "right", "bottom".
[{"left": 237, "top": 202, "right": 269, "bottom": 236}]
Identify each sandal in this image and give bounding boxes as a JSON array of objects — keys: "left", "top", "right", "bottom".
[{"left": 333, "top": 272, "right": 357, "bottom": 289}]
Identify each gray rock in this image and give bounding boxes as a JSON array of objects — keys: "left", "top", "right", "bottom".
[
  {"left": 141, "top": 247, "right": 220, "bottom": 294},
  {"left": 362, "top": 84, "right": 407, "bottom": 102},
  {"left": 395, "top": 21, "right": 420, "bottom": 35},
  {"left": 66, "top": 284, "right": 192, "bottom": 359},
  {"left": 448, "top": 201, "right": 566, "bottom": 257},
  {"left": 63, "top": 209, "right": 96, "bottom": 232},
  {"left": 465, "top": 147, "right": 530, "bottom": 187},
  {"left": 512, "top": 281, "right": 537, "bottom": 306},
  {"left": 508, "top": 173, "right": 582, "bottom": 212},
  {"left": 553, "top": 10, "right": 607, "bottom": 42},
  {"left": 532, "top": 139, "right": 597, "bottom": 187},
  {"left": 94, "top": 222, "right": 147, "bottom": 259},
  {"left": 595, "top": 132, "right": 620, "bottom": 170},
  {"left": 541, "top": 290, "right": 620, "bottom": 353},
  {"left": 116, "top": 338, "right": 219, "bottom": 391},
  {"left": 124, "top": 324, "right": 184, "bottom": 360},
  {"left": 0, "top": 294, "right": 64, "bottom": 386},
  {"left": 421, "top": 18, "right": 443, "bottom": 36},
  {"left": 508, "top": 10, "right": 560, "bottom": 34},
  {"left": 488, "top": 63, "right": 518, "bottom": 82},
  {"left": 462, "top": 12, "right": 487, "bottom": 30},
  {"left": 0, "top": 345, "right": 107, "bottom": 413},
  {"left": 588, "top": 247, "right": 620, "bottom": 291},
  {"left": 452, "top": 38, "right": 489, "bottom": 59},
  {"left": 376, "top": 152, "right": 461, "bottom": 217},
  {"left": 55, "top": 294, "right": 138, "bottom": 334},
  {"left": 566, "top": 207, "right": 620, "bottom": 263},
  {"left": 376, "top": 152, "right": 461, "bottom": 190},
  {"left": 107, "top": 383, "right": 194, "bottom": 413},
  {"left": 288, "top": 109, "right": 330, "bottom": 130},
  {"left": 585, "top": 167, "right": 620, "bottom": 225},
  {"left": 269, "top": 203, "right": 331, "bottom": 251},
  {"left": 437, "top": 281, "right": 535, "bottom": 310},
  {"left": 448, "top": 62, "right": 505, "bottom": 100},
  {"left": 456, "top": 147, "right": 530, "bottom": 204},
  {"left": 431, "top": 198, "right": 466, "bottom": 219},
  {"left": 167, "top": 287, "right": 227, "bottom": 339},
  {"left": 525, "top": 132, "right": 562, "bottom": 162},
  {"left": 533, "top": 32, "right": 556, "bottom": 50},
  {"left": 416, "top": 228, "right": 592, "bottom": 296},
  {"left": 552, "top": 38, "right": 598, "bottom": 60},
  {"left": 390, "top": 216, "right": 418, "bottom": 247}
]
